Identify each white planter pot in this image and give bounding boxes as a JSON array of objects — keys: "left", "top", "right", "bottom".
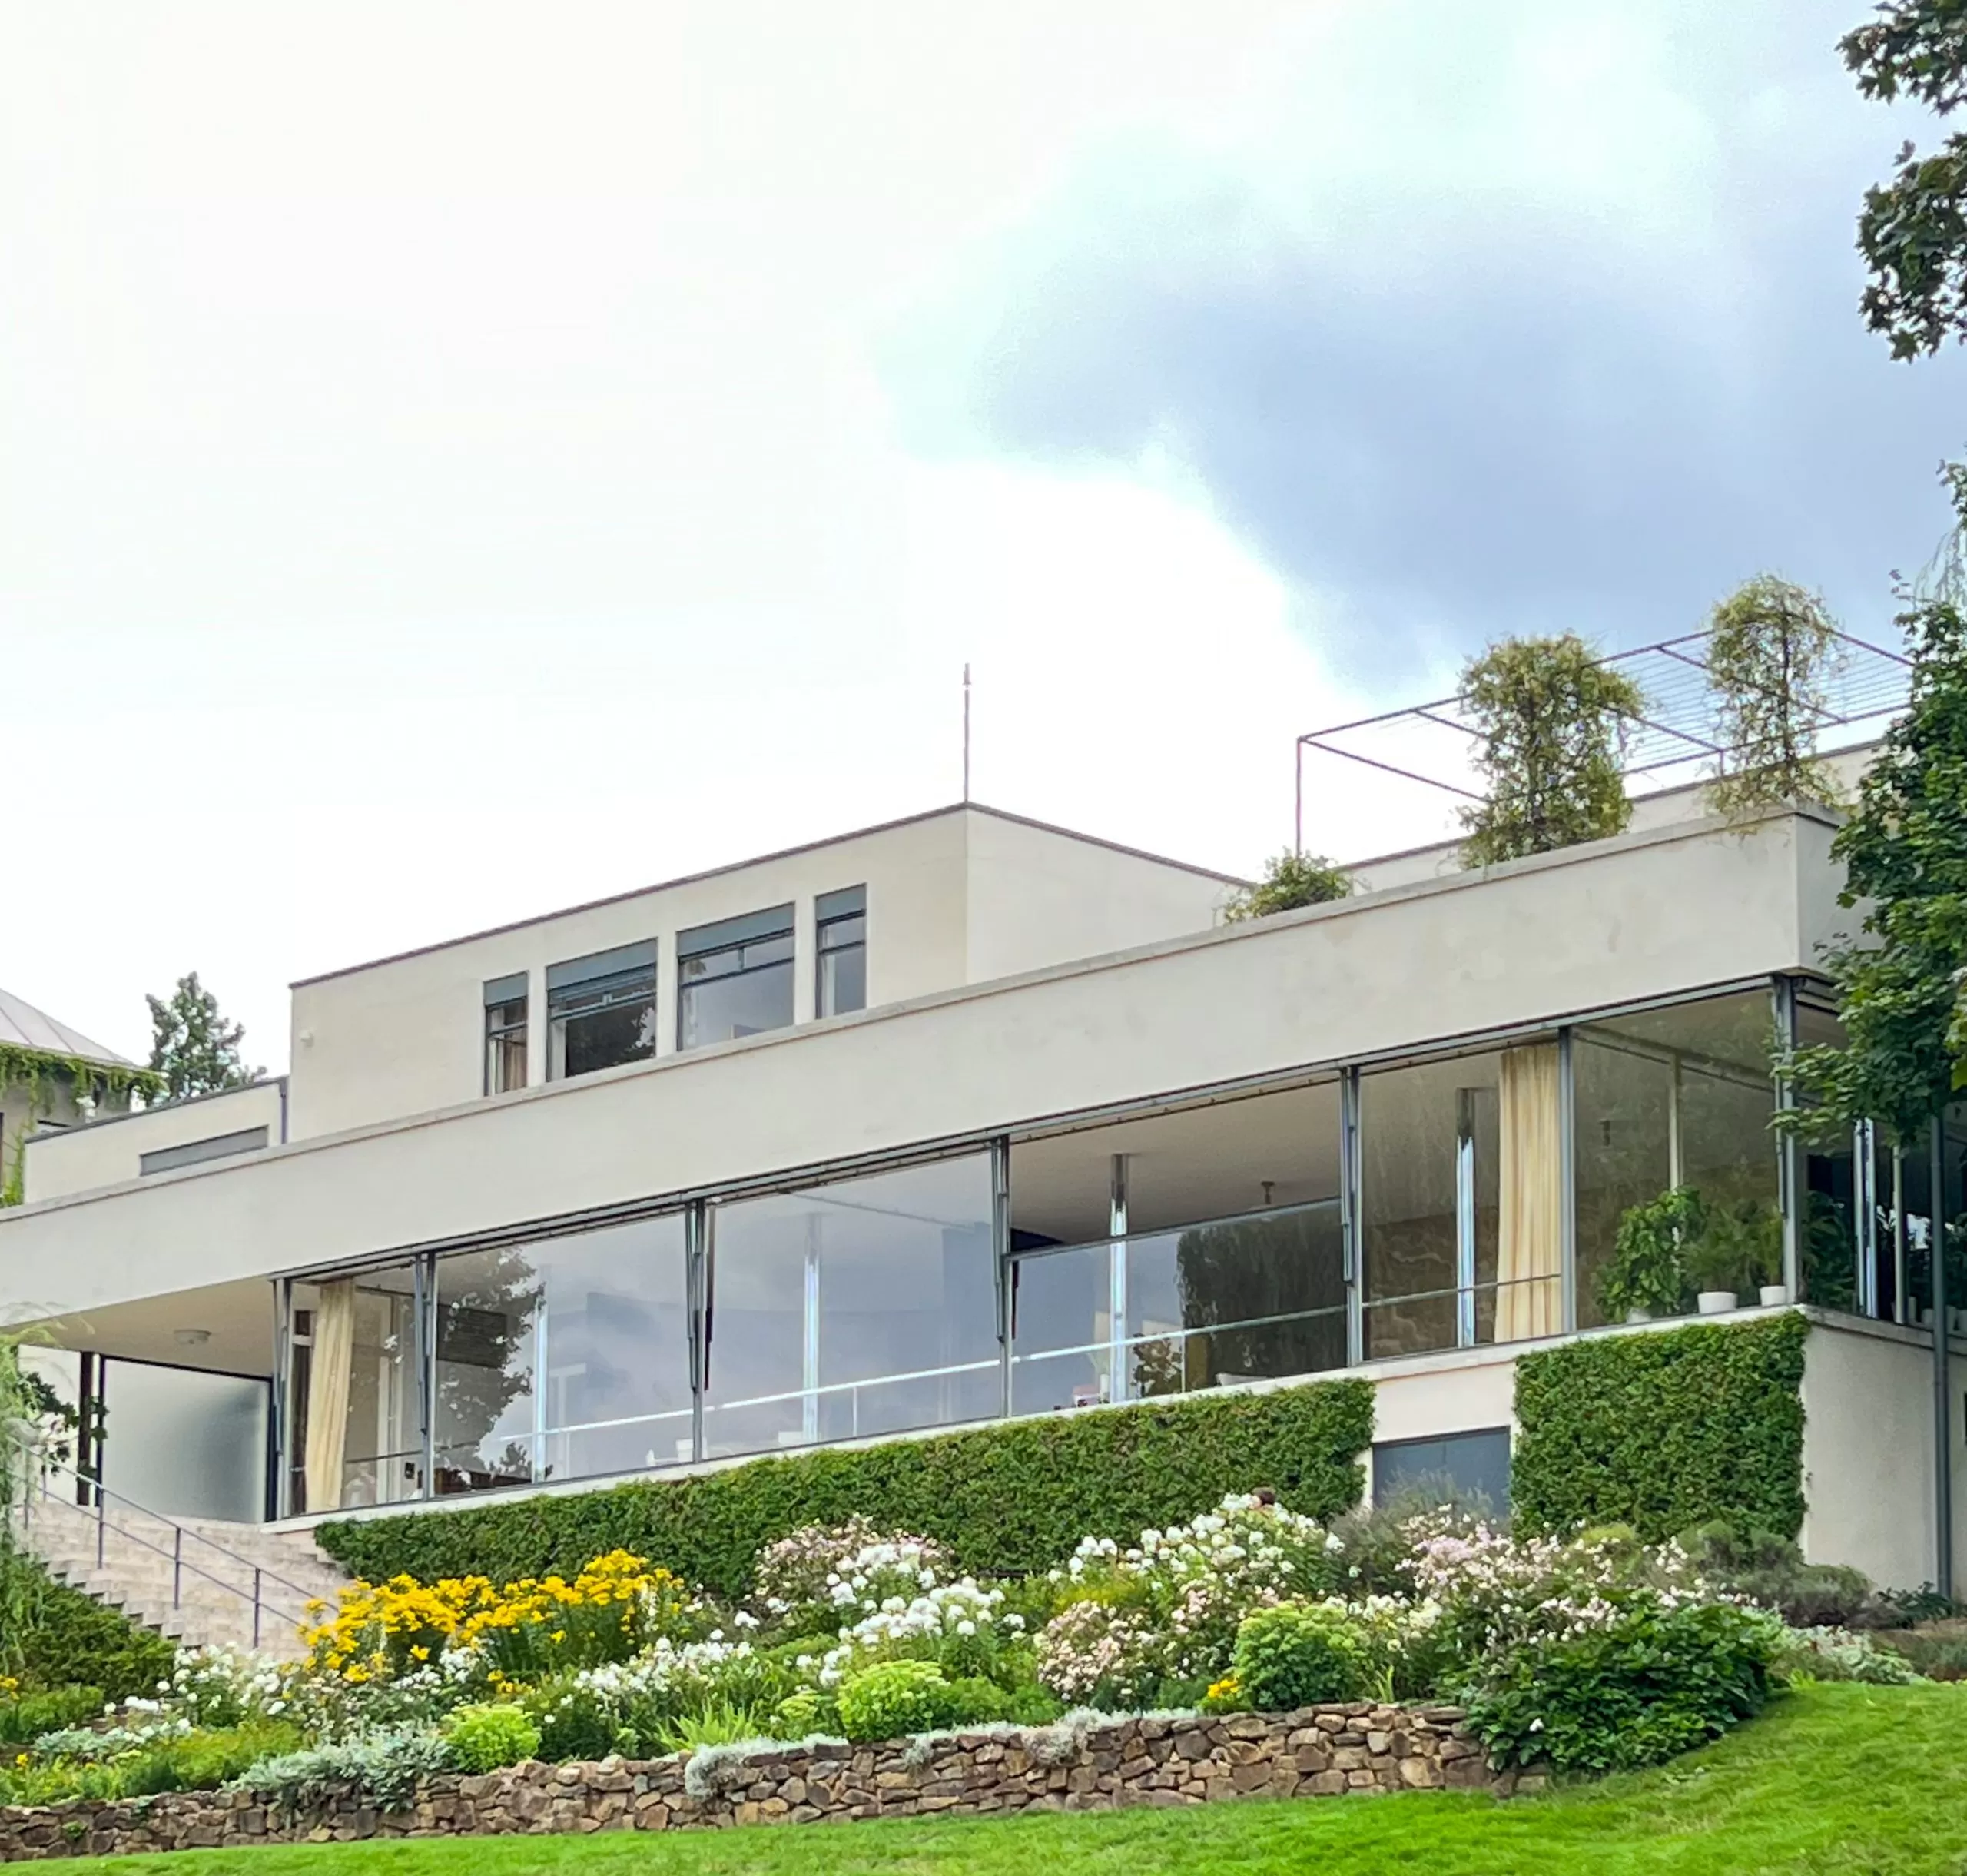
[
  {"left": 1697, "top": 1290, "right": 1738, "bottom": 1315},
  {"left": 1759, "top": 1285, "right": 1791, "bottom": 1308},
  {"left": 1624, "top": 1307, "right": 1654, "bottom": 1325}
]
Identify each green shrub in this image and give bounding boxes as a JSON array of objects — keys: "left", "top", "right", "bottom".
[
  {"left": 318, "top": 1380, "right": 1374, "bottom": 1597},
  {"left": 443, "top": 1704, "right": 542, "bottom": 1773},
  {"left": 1231, "top": 1603, "right": 1367, "bottom": 1711},
  {"left": 1511, "top": 1316, "right": 1807, "bottom": 1540},
  {"left": 1681, "top": 1522, "right": 1898, "bottom": 1629},
  {"left": 0, "top": 1684, "right": 104, "bottom": 1748},
  {"left": 1465, "top": 1599, "right": 1780, "bottom": 1772},
  {"left": 121, "top": 1722, "right": 305, "bottom": 1797},
  {"left": 521, "top": 1674, "right": 624, "bottom": 1763},
  {"left": 1884, "top": 1629, "right": 1967, "bottom": 1680},
  {"left": 835, "top": 1661, "right": 957, "bottom": 1742},
  {"left": 1770, "top": 1626, "right": 1920, "bottom": 1685},
  {"left": 0, "top": 1556, "right": 175, "bottom": 1703},
  {"left": 771, "top": 1689, "right": 838, "bottom": 1738},
  {"left": 234, "top": 1730, "right": 456, "bottom": 1813}
]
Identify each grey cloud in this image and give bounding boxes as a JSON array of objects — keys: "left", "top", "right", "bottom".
[{"left": 890, "top": 5, "right": 1967, "bottom": 682}]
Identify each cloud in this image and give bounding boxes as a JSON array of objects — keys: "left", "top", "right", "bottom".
[{"left": 887, "top": 0, "right": 1967, "bottom": 680}]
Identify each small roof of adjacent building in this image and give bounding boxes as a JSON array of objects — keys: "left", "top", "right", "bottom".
[{"left": 0, "top": 987, "right": 132, "bottom": 1068}]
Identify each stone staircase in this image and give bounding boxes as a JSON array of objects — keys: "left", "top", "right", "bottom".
[{"left": 16, "top": 1484, "right": 352, "bottom": 1662}]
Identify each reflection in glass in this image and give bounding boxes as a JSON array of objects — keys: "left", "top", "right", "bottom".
[
  {"left": 432, "top": 1247, "right": 539, "bottom": 1496},
  {"left": 1010, "top": 1243, "right": 1113, "bottom": 1415},
  {"left": 1572, "top": 992, "right": 1780, "bottom": 1326},
  {"left": 703, "top": 1155, "right": 997, "bottom": 1458},
  {"left": 290, "top": 1263, "right": 420, "bottom": 1514},
  {"left": 679, "top": 929, "right": 795, "bottom": 1050}
]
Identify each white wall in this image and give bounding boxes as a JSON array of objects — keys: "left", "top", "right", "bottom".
[
  {"left": 1801, "top": 1319, "right": 1967, "bottom": 1588},
  {"left": 286, "top": 811, "right": 972, "bottom": 1141},
  {"left": 25, "top": 1081, "right": 286, "bottom": 1203},
  {"left": 963, "top": 810, "right": 1234, "bottom": 983},
  {"left": 0, "top": 809, "right": 1839, "bottom": 1330}
]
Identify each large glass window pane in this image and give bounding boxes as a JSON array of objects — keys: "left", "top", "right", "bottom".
[
  {"left": 1573, "top": 992, "right": 1780, "bottom": 1326},
  {"left": 1010, "top": 1243, "right": 1113, "bottom": 1414},
  {"left": 432, "top": 1246, "right": 539, "bottom": 1496},
  {"left": 704, "top": 1154, "right": 998, "bottom": 1459},
  {"left": 289, "top": 1263, "right": 420, "bottom": 1514},
  {"left": 1125, "top": 1204, "right": 1346, "bottom": 1394},
  {"left": 529, "top": 1216, "right": 692, "bottom": 1482}
]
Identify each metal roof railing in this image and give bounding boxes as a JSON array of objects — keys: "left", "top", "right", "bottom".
[{"left": 1295, "top": 626, "right": 1913, "bottom": 856}]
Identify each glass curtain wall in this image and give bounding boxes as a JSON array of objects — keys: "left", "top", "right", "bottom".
[
  {"left": 1360, "top": 1046, "right": 1563, "bottom": 1358},
  {"left": 1008, "top": 1082, "right": 1345, "bottom": 1410},
  {"left": 701, "top": 1154, "right": 998, "bottom": 1459},
  {"left": 1571, "top": 991, "right": 1782, "bottom": 1327},
  {"left": 288, "top": 1262, "right": 421, "bottom": 1514}
]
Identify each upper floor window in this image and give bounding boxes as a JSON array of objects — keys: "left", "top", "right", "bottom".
[
  {"left": 816, "top": 885, "right": 867, "bottom": 1018},
  {"left": 678, "top": 906, "right": 794, "bottom": 1050},
  {"left": 546, "top": 942, "right": 657, "bottom": 1081},
  {"left": 483, "top": 973, "right": 529, "bottom": 1094}
]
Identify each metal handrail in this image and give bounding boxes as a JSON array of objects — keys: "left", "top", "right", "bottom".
[{"left": 17, "top": 1448, "right": 317, "bottom": 1650}]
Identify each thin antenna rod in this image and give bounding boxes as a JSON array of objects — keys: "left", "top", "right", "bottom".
[{"left": 963, "top": 663, "right": 972, "bottom": 803}]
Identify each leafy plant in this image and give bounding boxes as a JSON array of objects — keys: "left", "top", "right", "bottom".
[
  {"left": 655, "top": 1698, "right": 771, "bottom": 1753},
  {"left": 144, "top": 971, "right": 260, "bottom": 1104},
  {"left": 835, "top": 1661, "right": 957, "bottom": 1743},
  {"left": 1511, "top": 1315, "right": 1809, "bottom": 1541},
  {"left": 1680, "top": 1522, "right": 1899, "bottom": 1630},
  {"left": 1464, "top": 1599, "right": 1780, "bottom": 1772},
  {"left": 1223, "top": 852, "right": 1352, "bottom": 923},
  {"left": 1770, "top": 1626, "right": 1921, "bottom": 1685},
  {"left": 119, "top": 1722, "right": 304, "bottom": 1797},
  {"left": 1598, "top": 1187, "right": 1705, "bottom": 1320},
  {"left": 318, "top": 1380, "right": 1375, "bottom": 1598},
  {"left": 1458, "top": 633, "right": 1645, "bottom": 867},
  {"left": 234, "top": 1729, "right": 455, "bottom": 1813},
  {"left": 1687, "top": 1201, "right": 1782, "bottom": 1298},
  {"left": 769, "top": 1689, "right": 839, "bottom": 1738},
  {"left": 1704, "top": 577, "right": 1846, "bottom": 815},
  {"left": 1230, "top": 1602, "right": 1366, "bottom": 1710},
  {"left": 0, "top": 1684, "right": 103, "bottom": 1748},
  {"left": 442, "top": 1703, "right": 541, "bottom": 1773}
]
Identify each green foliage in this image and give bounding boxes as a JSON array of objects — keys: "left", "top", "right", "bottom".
[
  {"left": 1780, "top": 570, "right": 1967, "bottom": 1137},
  {"left": 770, "top": 1689, "right": 838, "bottom": 1738},
  {"left": 1464, "top": 1599, "right": 1780, "bottom": 1773},
  {"left": 1230, "top": 1602, "right": 1367, "bottom": 1711},
  {"left": 1770, "top": 1627, "right": 1922, "bottom": 1685},
  {"left": 0, "top": 1684, "right": 103, "bottom": 1749},
  {"left": 835, "top": 1660, "right": 957, "bottom": 1743},
  {"left": 0, "top": 1554, "right": 174, "bottom": 1702},
  {"left": 1458, "top": 633, "right": 1644, "bottom": 867},
  {"left": 317, "top": 1380, "right": 1375, "bottom": 1597},
  {"left": 442, "top": 1704, "right": 542, "bottom": 1774},
  {"left": 236, "top": 1729, "right": 456, "bottom": 1813},
  {"left": 1687, "top": 1201, "right": 1783, "bottom": 1297},
  {"left": 120, "top": 1722, "right": 305, "bottom": 1798},
  {"left": 1704, "top": 578, "right": 1846, "bottom": 814},
  {"left": 1511, "top": 1316, "right": 1808, "bottom": 1541},
  {"left": 1222, "top": 852, "right": 1352, "bottom": 923},
  {"left": 1682, "top": 1522, "right": 1899, "bottom": 1631},
  {"left": 1598, "top": 1188, "right": 1705, "bottom": 1320},
  {"left": 144, "top": 971, "right": 260, "bottom": 1104},
  {"left": 1843, "top": 2, "right": 1967, "bottom": 360},
  {"left": 0, "top": 1045, "right": 165, "bottom": 1197}
]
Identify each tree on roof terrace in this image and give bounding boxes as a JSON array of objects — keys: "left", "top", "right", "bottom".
[
  {"left": 1704, "top": 577, "right": 1847, "bottom": 816},
  {"left": 1457, "top": 633, "right": 1645, "bottom": 868}
]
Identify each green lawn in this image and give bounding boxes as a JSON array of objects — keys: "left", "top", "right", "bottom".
[{"left": 58, "top": 1684, "right": 1967, "bottom": 1876}]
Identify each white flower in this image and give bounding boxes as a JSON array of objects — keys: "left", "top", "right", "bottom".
[{"left": 956, "top": 1620, "right": 976, "bottom": 1638}]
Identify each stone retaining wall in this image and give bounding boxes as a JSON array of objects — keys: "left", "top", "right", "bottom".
[{"left": 0, "top": 1703, "right": 1541, "bottom": 1861}]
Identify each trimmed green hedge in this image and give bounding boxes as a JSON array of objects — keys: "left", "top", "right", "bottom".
[
  {"left": 1511, "top": 1314, "right": 1809, "bottom": 1541},
  {"left": 1, "top": 1555, "right": 175, "bottom": 1702},
  {"left": 318, "top": 1379, "right": 1375, "bottom": 1595}
]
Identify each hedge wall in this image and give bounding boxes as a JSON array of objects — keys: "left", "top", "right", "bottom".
[
  {"left": 1, "top": 1555, "right": 175, "bottom": 1702},
  {"left": 1511, "top": 1313, "right": 1809, "bottom": 1541},
  {"left": 318, "top": 1378, "right": 1375, "bottom": 1595}
]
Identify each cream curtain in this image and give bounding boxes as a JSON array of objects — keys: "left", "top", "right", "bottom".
[
  {"left": 304, "top": 1279, "right": 356, "bottom": 1513},
  {"left": 1497, "top": 1044, "right": 1563, "bottom": 1341}
]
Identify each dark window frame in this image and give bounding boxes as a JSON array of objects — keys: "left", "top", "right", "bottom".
[
  {"left": 677, "top": 906, "right": 796, "bottom": 1051},
  {"left": 546, "top": 944, "right": 658, "bottom": 1083},
  {"left": 816, "top": 885, "right": 867, "bottom": 1019}
]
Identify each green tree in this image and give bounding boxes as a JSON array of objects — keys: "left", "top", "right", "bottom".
[
  {"left": 1222, "top": 851, "right": 1352, "bottom": 922},
  {"left": 1458, "top": 634, "right": 1645, "bottom": 867},
  {"left": 1781, "top": 571, "right": 1967, "bottom": 1141},
  {"left": 1843, "top": 1, "right": 1967, "bottom": 359},
  {"left": 144, "top": 971, "right": 260, "bottom": 1104},
  {"left": 1704, "top": 576, "right": 1847, "bottom": 815}
]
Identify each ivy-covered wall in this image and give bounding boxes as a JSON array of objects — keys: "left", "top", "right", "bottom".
[
  {"left": 318, "top": 1379, "right": 1376, "bottom": 1595},
  {"left": 1511, "top": 1313, "right": 1809, "bottom": 1540}
]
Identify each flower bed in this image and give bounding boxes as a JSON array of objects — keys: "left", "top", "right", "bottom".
[
  {"left": 0, "top": 1705, "right": 1532, "bottom": 1860},
  {"left": 1, "top": 1487, "right": 1918, "bottom": 1852}
]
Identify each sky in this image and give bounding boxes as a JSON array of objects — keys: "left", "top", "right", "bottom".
[{"left": 2, "top": 0, "right": 1962, "bottom": 1071}]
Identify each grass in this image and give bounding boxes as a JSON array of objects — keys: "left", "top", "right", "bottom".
[{"left": 51, "top": 1683, "right": 1967, "bottom": 1876}]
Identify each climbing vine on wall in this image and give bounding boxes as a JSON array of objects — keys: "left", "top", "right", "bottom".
[{"left": 0, "top": 1046, "right": 164, "bottom": 1207}]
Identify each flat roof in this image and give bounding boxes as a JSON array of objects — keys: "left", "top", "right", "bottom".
[{"left": 291, "top": 801, "right": 1247, "bottom": 989}]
